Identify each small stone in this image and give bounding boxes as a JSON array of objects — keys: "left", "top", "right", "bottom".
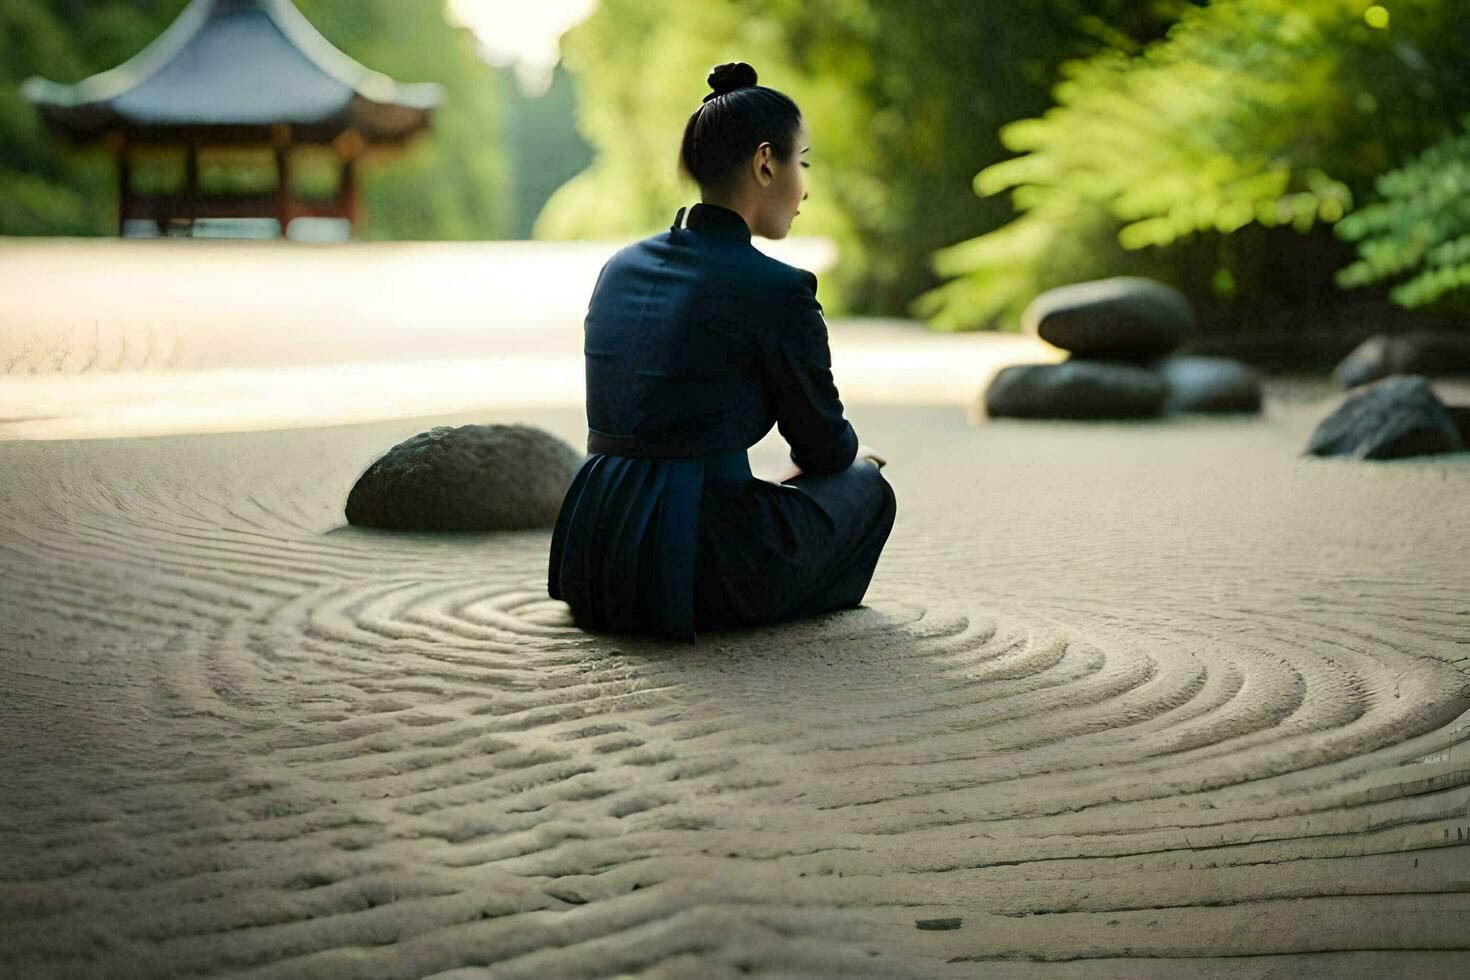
[
  {"left": 1023, "top": 277, "right": 1194, "bottom": 357},
  {"left": 1333, "top": 335, "right": 1403, "bottom": 390},
  {"left": 1154, "top": 355, "right": 1262, "bottom": 414},
  {"left": 916, "top": 917, "right": 963, "bottom": 931},
  {"left": 1305, "top": 375, "right": 1463, "bottom": 460},
  {"left": 985, "top": 360, "right": 1167, "bottom": 420},
  {"left": 346, "top": 423, "right": 581, "bottom": 530}
]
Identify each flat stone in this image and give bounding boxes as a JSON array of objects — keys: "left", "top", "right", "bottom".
[
  {"left": 1154, "top": 355, "right": 1262, "bottom": 414},
  {"left": 985, "top": 360, "right": 1167, "bottom": 420},
  {"left": 1023, "top": 277, "right": 1194, "bottom": 357},
  {"left": 1333, "top": 332, "right": 1470, "bottom": 389},
  {"left": 1305, "top": 375, "right": 1463, "bottom": 460},
  {"left": 346, "top": 423, "right": 582, "bottom": 530}
]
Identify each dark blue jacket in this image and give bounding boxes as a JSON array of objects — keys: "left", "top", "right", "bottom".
[
  {"left": 549, "top": 202, "right": 862, "bottom": 641},
  {"left": 582, "top": 202, "right": 858, "bottom": 473}
]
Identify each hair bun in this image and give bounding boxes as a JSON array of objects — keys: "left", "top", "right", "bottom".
[{"left": 703, "top": 62, "right": 757, "bottom": 103}]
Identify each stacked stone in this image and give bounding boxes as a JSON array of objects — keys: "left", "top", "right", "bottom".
[{"left": 985, "top": 277, "right": 1263, "bottom": 419}]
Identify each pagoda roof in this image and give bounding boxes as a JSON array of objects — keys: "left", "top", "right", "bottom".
[{"left": 22, "top": 0, "right": 441, "bottom": 145}]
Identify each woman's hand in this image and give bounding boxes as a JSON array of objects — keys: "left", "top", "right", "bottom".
[
  {"left": 775, "top": 462, "right": 804, "bottom": 484},
  {"left": 856, "top": 443, "right": 887, "bottom": 469},
  {"left": 775, "top": 444, "right": 886, "bottom": 483}
]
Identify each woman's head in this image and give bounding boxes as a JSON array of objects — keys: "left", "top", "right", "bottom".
[{"left": 679, "top": 62, "right": 808, "bottom": 239}]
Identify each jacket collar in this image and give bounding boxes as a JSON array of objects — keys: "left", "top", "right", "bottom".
[{"left": 673, "top": 202, "right": 752, "bottom": 241}]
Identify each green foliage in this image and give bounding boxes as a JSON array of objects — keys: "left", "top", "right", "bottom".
[
  {"left": 537, "top": 0, "right": 863, "bottom": 309},
  {"left": 500, "top": 64, "right": 595, "bottom": 240},
  {"left": 542, "top": 0, "right": 1189, "bottom": 314},
  {"left": 795, "top": 0, "right": 1194, "bottom": 313},
  {"left": 295, "top": 0, "right": 512, "bottom": 240},
  {"left": 920, "top": 0, "right": 1470, "bottom": 329},
  {"left": 0, "top": 0, "right": 183, "bottom": 235},
  {"left": 1, "top": 0, "right": 511, "bottom": 239},
  {"left": 540, "top": 3, "right": 812, "bottom": 229},
  {"left": 1336, "top": 119, "right": 1470, "bottom": 308}
]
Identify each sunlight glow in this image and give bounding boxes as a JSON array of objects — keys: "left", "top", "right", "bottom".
[
  {"left": 0, "top": 239, "right": 1051, "bottom": 441},
  {"left": 446, "top": 0, "right": 598, "bottom": 95}
]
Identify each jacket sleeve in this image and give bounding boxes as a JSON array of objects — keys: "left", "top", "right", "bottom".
[{"left": 762, "top": 272, "right": 859, "bottom": 475}]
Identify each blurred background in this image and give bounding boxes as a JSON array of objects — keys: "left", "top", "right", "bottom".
[{"left": 2, "top": 0, "right": 1468, "bottom": 436}]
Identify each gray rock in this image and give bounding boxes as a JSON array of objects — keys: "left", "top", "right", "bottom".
[
  {"left": 1333, "top": 332, "right": 1470, "bottom": 389},
  {"left": 1305, "top": 375, "right": 1463, "bottom": 460},
  {"left": 1154, "top": 355, "right": 1262, "bottom": 414},
  {"left": 985, "top": 360, "right": 1167, "bottom": 420},
  {"left": 346, "top": 424, "right": 582, "bottom": 530},
  {"left": 1023, "top": 277, "right": 1194, "bottom": 357}
]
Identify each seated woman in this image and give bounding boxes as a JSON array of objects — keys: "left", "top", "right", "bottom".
[{"left": 548, "top": 61, "right": 897, "bottom": 642}]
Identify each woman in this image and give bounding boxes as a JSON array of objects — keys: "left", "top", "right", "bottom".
[{"left": 548, "top": 61, "right": 896, "bottom": 642}]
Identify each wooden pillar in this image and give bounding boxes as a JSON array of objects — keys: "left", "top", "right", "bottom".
[
  {"left": 340, "top": 159, "right": 359, "bottom": 230},
  {"left": 184, "top": 143, "right": 200, "bottom": 237},
  {"left": 272, "top": 123, "right": 292, "bottom": 238},
  {"left": 332, "top": 128, "right": 365, "bottom": 236},
  {"left": 274, "top": 146, "right": 292, "bottom": 237},
  {"left": 111, "top": 133, "right": 130, "bottom": 236}
]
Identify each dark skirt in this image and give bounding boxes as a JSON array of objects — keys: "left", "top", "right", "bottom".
[{"left": 548, "top": 449, "right": 896, "bottom": 642}]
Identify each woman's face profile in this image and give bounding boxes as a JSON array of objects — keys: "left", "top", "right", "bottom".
[{"left": 749, "top": 118, "right": 810, "bottom": 240}]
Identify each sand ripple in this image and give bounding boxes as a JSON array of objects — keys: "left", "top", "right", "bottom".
[{"left": 2, "top": 410, "right": 1469, "bottom": 978}]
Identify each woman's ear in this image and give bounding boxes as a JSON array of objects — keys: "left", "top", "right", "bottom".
[{"left": 752, "top": 142, "right": 774, "bottom": 187}]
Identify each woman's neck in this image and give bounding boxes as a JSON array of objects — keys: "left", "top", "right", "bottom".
[{"left": 699, "top": 194, "right": 758, "bottom": 236}]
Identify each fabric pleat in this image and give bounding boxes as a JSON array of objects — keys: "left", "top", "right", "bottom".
[
  {"left": 693, "top": 461, "right": 896, "bottom": 629},
  {"left": 550, "top": 451, "right": 896, "bottom": 642},
  {"left": 550, "top": 454, "right": 704, "bottom": 640}
]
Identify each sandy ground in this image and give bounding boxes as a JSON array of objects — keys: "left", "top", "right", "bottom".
[
  {"left": 4, "top": 398, "right": 1469, "bottom": 977},
  {"left": 2, "top": 239, "right": 1470, "bottom": 977}
]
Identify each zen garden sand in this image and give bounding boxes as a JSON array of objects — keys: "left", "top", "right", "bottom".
[{"left": 2, "top": 238, "right": 1469, "bottom": 977}]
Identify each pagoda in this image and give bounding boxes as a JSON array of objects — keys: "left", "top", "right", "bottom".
[{"left": 22, "top": 0, "right": 441, "bottom": 237}]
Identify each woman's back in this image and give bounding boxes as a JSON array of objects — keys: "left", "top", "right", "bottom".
[{"left": 583, "top": 202, "right": 855, "bottom": 472}]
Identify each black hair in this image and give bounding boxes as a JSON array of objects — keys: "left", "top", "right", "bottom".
[{"left": 678, "top": 62, "right": 802, "bottom": 191}]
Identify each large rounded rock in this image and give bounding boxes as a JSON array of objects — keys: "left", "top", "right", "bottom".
[
  {"left": 1305, "top": 375, "right": 1463, "bottom": 460},
  {"left": 1332, "top": 332, "right": 1470, "bottom": 389},
  {"left": 1154, "top": 355, "right": 1262, "bottom": 414},
  {"left": 1023, "top": 277, "right": 1194, "bottom": 357},
  {"left": 985, "top": 360, "right": 1167, "bottom": 420},
  {"left": 346, "top": 424, "right": 582, "bottom": 530}
]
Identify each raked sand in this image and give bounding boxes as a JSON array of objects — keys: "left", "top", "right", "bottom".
[
  {"left": 2, "top": 238, "right": 1469, "bottom": 977},
  {"left": 3, "top": 394, "right": 1470, "bottom": 978}
]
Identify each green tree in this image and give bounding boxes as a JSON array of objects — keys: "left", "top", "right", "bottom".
[
  {"left": 1336, "top": 117, "right": 1470, "bottom": 309},
  {"left": 0, "top": 0, "right": 183, "bottom": 234},
  {"left": 499, "top": 63, "right": 594, "bottom": 240},
  {"left": 920, "top": 0, "right": 1470, "bottom": 330},
  {"left": 540, "top": 0, "right": 1189, "bottom": 314},
  {"left": 295, "top": 0, "right": 511, "bottom": 240},
  {"left": 782, "top": 0, "right": 1194, "bottom": 313}
]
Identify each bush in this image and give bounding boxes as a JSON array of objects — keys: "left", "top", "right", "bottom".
[
  {"left": 919, "top": 0, "right": 1470, "bottom": 330},
  {"left": 1336, "top": 119, "right": 1470, "bottom": 310}
]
